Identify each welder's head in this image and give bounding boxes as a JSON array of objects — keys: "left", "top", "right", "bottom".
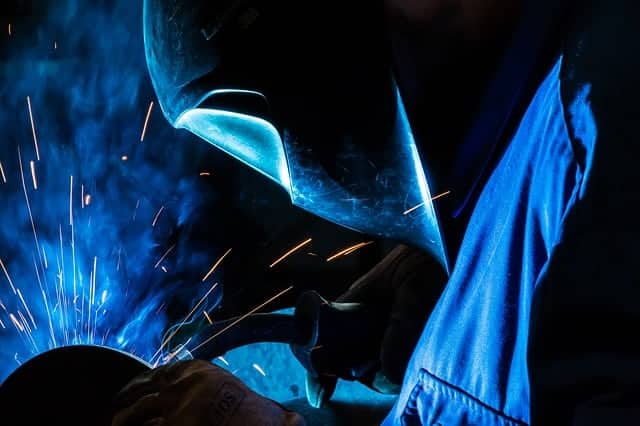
[{"left": 143, "top": 0, "right": 448, "bottom": 272}]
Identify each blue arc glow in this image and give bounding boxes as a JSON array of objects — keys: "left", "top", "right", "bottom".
[{"left": 0, "top": 0, "right": 225, "bottom": 381}]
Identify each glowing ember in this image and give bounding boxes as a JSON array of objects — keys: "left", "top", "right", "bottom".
[
  {"left": 269, "top": 238, "right": 312, "bottom": 268},
  {"left": 140, "top": 101, "right": 154, "bottom": 142},
  {"left": 326, "top": 241, "right": 374, "bottom": 262},
  {"left": 201, "top": 248, "right": 233, "bottom": 282},
  {"left": 26, "top": 96, "right": 40, "bottom": 161},
  {"left": 403, "top": 190, "right": 452, "bottom": 215},
  {"left": 151, "top": 205, "right": 165, "bottom": 227}
]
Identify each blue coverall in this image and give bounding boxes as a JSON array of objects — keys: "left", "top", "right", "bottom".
[{"left": 383, "top": 0, "right": 640, "bottom": 424}]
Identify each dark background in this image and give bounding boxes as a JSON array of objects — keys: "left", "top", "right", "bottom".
[{"left": 0, "top": 0, "right": 392, "bottom": 339}]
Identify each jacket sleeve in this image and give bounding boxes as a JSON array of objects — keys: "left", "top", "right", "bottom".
[{"left": 527, "top": 1, "right": 640, "bottom": 424}]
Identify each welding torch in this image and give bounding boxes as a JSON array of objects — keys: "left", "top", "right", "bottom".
[
  {"left": 163, "top": 289, "right": 388, "bottom": 382},
  {"left": 163, "top": 244, "right": 448, "bottom": 407}
]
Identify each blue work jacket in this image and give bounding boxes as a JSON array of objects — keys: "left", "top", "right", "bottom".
[{"left": 383, "top": 0, "right": 640, "bottom": 424}]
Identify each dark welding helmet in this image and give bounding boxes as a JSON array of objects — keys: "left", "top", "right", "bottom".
[{"left": 143, "top": 0, "right": 449, "bottom": 272}]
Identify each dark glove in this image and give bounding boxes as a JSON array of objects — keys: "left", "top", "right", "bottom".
[
  {"left": 112, "top": 360, "right": 306, "bottom": 426},
  {"left": 290, "top": 244, "right": 447, "bottom": 407}
]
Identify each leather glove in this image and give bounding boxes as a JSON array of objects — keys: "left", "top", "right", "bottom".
[
  {"left": 291, "top": 244, "right": 447, "bottom": 407},
  {"left": 112, "top": 359, "right": 306, "bottom": 426}
]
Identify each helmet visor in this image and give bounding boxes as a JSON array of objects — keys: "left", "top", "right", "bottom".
[{"left": 175, "top": 85, "right": 449, "bottom": 272}]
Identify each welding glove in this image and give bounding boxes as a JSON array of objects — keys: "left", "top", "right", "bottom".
[
  {"left": 291, "top": 244, "right": 447, "bottom": 407},
  {"left": 111, "top": 359, "right": 306, "bottom": 426}
]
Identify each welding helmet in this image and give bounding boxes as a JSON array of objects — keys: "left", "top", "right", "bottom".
[{"left": 143, "top": 0, "right": 449, "bottom": 272}]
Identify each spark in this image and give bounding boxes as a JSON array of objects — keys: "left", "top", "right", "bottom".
[
  {"left": 17, "top": 311, "right": 32, "bottom": 336},
  {"left": 0, "top": 318, "right": 5, "bottom": 329},
  {"left": 403, "top": 190, "right": 452, "bottom": 215},
  {"left": 312, "top": 345, "right": 323, "bottom": 351},
  {"left": 189, "top": 286, "right": 294, "bottom": 354},
  {"left": 307, "top": 252, "right": 319, "bottom": 257},
  {"left": 121, "top": 155, "right": 128, "bottom": 161},
  {"left": 154, "top": 244, "right": 175, "bottom": 269},
  {"left": 326, "top": 241, "right": 374, "bottom": 263},
  {"left": 151, "top": 282, "right": 220, "bottom": 363},
  {"left": 14, "top": 354, "right": 21, "bottom": 366},
  {"left": 0, "top": 257, "right": 17, "bottom": 294},
  {"left": 33, "top": 254, "right": 56, "bottom": 347},
  {"left": 54, "top": 41, "right": 57, "bottom": 49},
  {"left": 88, "top": 256, "right": 97, "bottom": 342},
  {"left": 161, "top": 266, "right": 168, "bottom": 273},
  {"left": 0, "top": 160, "right": 6, "bottom": 183},
  {"left": 9, "top": 313, "right": 24, "bottom": 332},
  {"left": 140, "top": 101, "right": 154, "bottom": 142},
  {"left": 269, "top": 238, "right": 312, "bottom": 268},
  {"left": 29, "top": 160, "right": 38, "bottom": 190},
  {"left": 8, "top": 24, "right": 11, "bottom": 36},
  {"left": 151, "top": 205, "right": 164, "bottom": 227},
  {"left": 132, "top": 199, "right": 140, "bottom": 221},
  {"left": 203, "top": 310, "right": 213, "bottom": 325},
  {"left": 69, "top": 175, "right": 73, "bottom": 225},
  {"left": 70, "top": 213, "right": 77, "bottom": 303},
  {"left": 81, "top": 184, "right": 84, "bottom": 207},
  {"left": 202, "top": 248, "right": 233, "bottom": 282},
  {"left": 16, "top": 288, "right": 37, "bottom": 330},
  {"left": 42, "top": 247, "right": 48, "bottom": 269},
  {"left": 19, "top": 148, "right": 45, "bottom": 275},
  {"left": 154, "top": 302, "right": 166, "bottom": 316},
  {"left": 252, "top": 363, "right": 267, "bottom": 377},
  {"left": 199, "top": 172, "right": 211, "bottom": 176},
  {"left": 26, "top": 96, "right": 40, "bottom": 161},
  {"left": 84, "top": 193, "right": 92, "bottom": 206},
  {"left": 217, "top": 356, "right": 229, "bottom": 366}
]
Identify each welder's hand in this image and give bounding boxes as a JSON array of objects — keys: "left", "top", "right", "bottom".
[
  {"left": 292, "top": 244, "right": 447, "bottom": 407},
  {"left": 111, "top": 360, "right": 306, "bottom": 426}
]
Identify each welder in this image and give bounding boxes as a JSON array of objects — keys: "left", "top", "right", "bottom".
[{"left": 113, "top": 0, "right": 640, "bottom": 424}]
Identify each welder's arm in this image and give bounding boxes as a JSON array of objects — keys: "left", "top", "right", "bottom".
[
  {"left": 528, "top": 1, "right": 640, "bottom": 424},
  {"left": 111, "top": 360, "right": 305, "bottom": 426},
  {"left": 293, "top": 244, "right": 447, "bottom": 407}
]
